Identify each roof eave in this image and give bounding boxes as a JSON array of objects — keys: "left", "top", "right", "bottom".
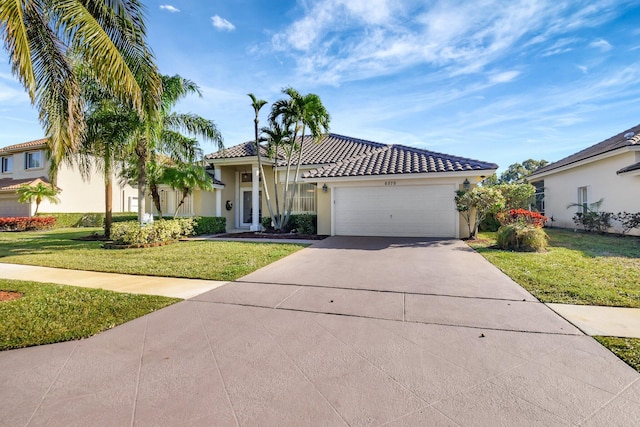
[{"left": 529, "top": 146, "right": 638, "bottom": 180}]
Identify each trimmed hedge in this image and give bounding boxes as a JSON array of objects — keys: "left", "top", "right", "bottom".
[
  {"left": 38, "top": 212, "right": 138, "bottom": 228},
  {"left": 193, "top": 216, "right": 226, "bottom": 235},
  {"left": 109, "top": 218, "right": 195, "bottom": 246},
  {"left": 0, "top": 216, "right": 56, "bottom": 231},
  {"left": 261, "top": 214, "right": 317, "bottom": 234}
]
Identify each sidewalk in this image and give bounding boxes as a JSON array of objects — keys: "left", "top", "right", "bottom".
[
  {"left": 1, "top": 262, "right": 639, "bottom": 337},
  {"left": 0, "top": 263, "right": 228, "bottom": 299}
]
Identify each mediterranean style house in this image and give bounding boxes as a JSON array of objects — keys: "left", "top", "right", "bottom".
[
  {"left": 528, "top": 123, "right": 640, "bottom": 235},
  {"left": 0, "top": 138, "right": 138, "bottom": 217},
  {"left": 206, "top": 134, "right": 497, "bottom": 238}
]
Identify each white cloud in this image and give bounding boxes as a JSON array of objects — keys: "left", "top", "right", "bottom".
[
  {"left": 160, "top": 4, "right": 180, "bottom": 13},
  {"left": 589, "top": 38, "right": 613, "bottom": 51},
  {"left": 268, "top": 0, "right": 632, "bottom": 85},
  {"left": 489, "top": 71, "right": 521, "bottom": 83},
  {"left": 211, "top": 15, "right": 235, "bottom": 31},
  {"left": 577, "top": 65, "right": 588, "bottom": 73}
]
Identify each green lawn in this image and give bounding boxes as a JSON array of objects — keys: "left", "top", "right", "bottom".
[
  {"left": 0, "top": 228, "right": 305, "bottom": 281},
  {"left": 0, "top": 279, "right": 179, "bottom": 350},
  {"left": 469, "top": 228, "right": 640, "bottom": 308},
  {"left": 468, "top": 228, "right": 640, "bottom": 373}
]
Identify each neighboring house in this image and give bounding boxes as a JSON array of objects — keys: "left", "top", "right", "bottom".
[
  {"left": 206, "top": 133, "right": 497, "bottom": 238},
  {"left": 528, "top": 123, "right": 640, "bottom": 235},
  {"left": 0, "top": 139, "right": 138, "bottom": 217}
]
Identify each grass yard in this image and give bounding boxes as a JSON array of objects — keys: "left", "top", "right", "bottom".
[
  {"left": 0, "top": 228, "right": 305, "bottom": 281},
  {"left": 469, "top": 228, "right": 640, "bottom": 373},
  {"left": 0, "top": 279, "right": 179, "bottom": 350},
  {"left": 469, "top": 228, "right": 640, "bottom": 308}
]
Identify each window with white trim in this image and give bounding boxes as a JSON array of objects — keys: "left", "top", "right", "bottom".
[
  {"left": 1, "top": 156, "right": 12, "bottom": 173},
  {"left": 24, "top": 151, "right": 43, "bottom": 169},
  {"left": 291, "top": 183, "right": 316, "bottom": 213},
  {"left": 577, "top": 186, "right": 588, "bottom": 213}
]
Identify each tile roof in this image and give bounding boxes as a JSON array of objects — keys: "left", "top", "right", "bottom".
[
  {"left": 0, "top": 177, "right": 51, "bottom": 192},
  {"left": 0, "top": 138, "right": 48, "bottom": 153},
  {"left": 206, "top": 141, "right": 269, "bottom": 159},
  {"left": 529, "top": 123, "right": 640, "bottom": 177},
  {"left": 206, "top": 133, "right": 496, "bottom": 178},
  {"left": 617, "top": 161, "right": 640, "bottom": 175},
  {"left": 303, "top": 144, "right": 497, "bottom": 178}
]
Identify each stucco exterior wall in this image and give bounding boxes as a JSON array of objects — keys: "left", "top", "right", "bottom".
[{"left": 531, "top": 151, "right": 640, "bottom": 235}]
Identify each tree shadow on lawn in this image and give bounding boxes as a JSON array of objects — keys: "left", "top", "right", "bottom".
[
  {"left": 547, "top": 228, "right": 640, "bottom": 260},
  {"left": 0, "top": 230, "right": 101, "bottom": 259}
]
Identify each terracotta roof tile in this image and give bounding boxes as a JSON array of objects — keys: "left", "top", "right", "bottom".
[
  {"left": 530, "top": 123, "right": 640, "bottom": 177},
  {"left": 0, "top": 138, "right": 48, "bottom": 153},
  {"left": 206, "top": 133, "right": 496, "bottom": 178},
  {"left": 303, "top": 145, "right": 497, "bottom": 178},
  {"left": 0, "top": 177, "right": 51, "bottom": 192}
]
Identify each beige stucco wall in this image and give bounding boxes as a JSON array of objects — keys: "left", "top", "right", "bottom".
[{"left": 530, "top": 151, "right": 640, "bottom": 235}]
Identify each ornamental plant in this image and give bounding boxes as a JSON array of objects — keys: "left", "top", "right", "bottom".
[
  {"left": 497, "top": 209, "right": 548, "bottom": 228},
  {"left": 0, "top": 216, "right": 56, "bottom": 231}
]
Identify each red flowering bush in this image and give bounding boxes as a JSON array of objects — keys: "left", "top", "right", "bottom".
[
  {"left": 497, "top": 209, "right": 547, "bottom": 228},
  {"left": 0, "top": 216, "right": 56, "bottom": 231}
]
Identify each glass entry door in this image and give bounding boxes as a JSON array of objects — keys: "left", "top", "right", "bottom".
[{"left": 241, "top": 190, "right": 262, "bottom": 226}]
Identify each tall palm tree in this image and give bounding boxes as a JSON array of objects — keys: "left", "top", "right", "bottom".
[
  {"left": 269, "top": 87, "right": 330, "bottom": 228},
  {"left": 16, "top": 182, "right": 59, "bottom": 215},
  {"left": 0, "top": 0, "right": 162, "bottom": 165},
  {"left": 248, "top": 93, "right": 276, "bottom": 224},
  {"left": 260, "top": 119, "right": 292, "bottom": 229}
]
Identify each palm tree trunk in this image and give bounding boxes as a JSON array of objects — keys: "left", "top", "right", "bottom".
[
  {"left": 255, "top": 117, "right": 275, "bottom": 228},
  {"left": 284, "top": 126, "right": 306, "bottom": 228},
  {"left": 135, "top": 139, "right": 147, "bottom": 222},
  {"left": 105, "top": 177, "right": 113, "bottom": 239},
  {"left": 150, "top": 182, "right": 162, "bottom": 218}
]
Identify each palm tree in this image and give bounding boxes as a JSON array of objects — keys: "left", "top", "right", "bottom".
[
  {"left": 248, "top": 93, "right": 276, "bottom": 224},
  {"left": 127, "top": 75, "right": 223, "bottom": 220},
  {"left": 260, "top": 119, "right": 292, "bottom": 229},
  {"left": 0, "top": 0, "right": 162, "bottom": 165},
  {"left": 269, "top": 88, "right": 330, "bottom": 228},
  {"left": 16, "top": 182, "right": 59, "bottom": 215},
  {"left": 161, "top": 163, "right": 213, "bottom": 218}
]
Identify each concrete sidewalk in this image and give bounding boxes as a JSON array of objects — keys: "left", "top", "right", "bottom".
[{"left": 0, "top": 263, "right": 228, "bottom": 299}]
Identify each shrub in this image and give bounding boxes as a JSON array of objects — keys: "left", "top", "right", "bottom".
[
  {"left": 193, "top": 216, "right": 226, "bottom": 235},
  {"left": 38, "top": 212, "right": 139, "bottom": 228},
  {"left": 497, "top": 209, "right": 548, "bottom": 228},
  {"left": 573, "top": 211, "right": 613, "bottom": 233},
  {"left": 0, "top": 216, "right": 56, "bottom": 231},
  {"left": 614, "top": 212, "right": 640, "bottom": 235},
  {"left": 479, "top": 213, "right": 501, "bottom": 232},
  {"left": 496, "top": 223, "right": 549, "bottom": 252},
  {"left": 110, "top": 219, "right": 194, "bottom": 246},
  {"left": 261, "top": 214, "right": 317, "bottom": 234}
]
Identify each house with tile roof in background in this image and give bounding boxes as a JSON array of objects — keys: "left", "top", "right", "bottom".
[
  {"left": 0, "top": 139, "right": 138, "bottom": 217},
  {"left": 206, "top": 134, "right": 497, "bottom": 238},
  {"left": 528, "top": 124, "right": 640, "bottom": 235}
]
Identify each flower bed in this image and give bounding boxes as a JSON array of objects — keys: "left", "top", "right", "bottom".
[{"left": 0, "top": 217, "right": 56, "bottom": 231}]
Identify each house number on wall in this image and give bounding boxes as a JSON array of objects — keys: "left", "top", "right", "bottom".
[{"left": 384, "top": 181, "right": 397, "bottom": 186}]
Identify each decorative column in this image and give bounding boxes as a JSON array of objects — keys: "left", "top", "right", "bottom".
[
  {"left": 214, "top": 169, "right": 222, "bottom": 217},
  {"left": 251, "top": 165, "right": 260, "bottom": 230}
]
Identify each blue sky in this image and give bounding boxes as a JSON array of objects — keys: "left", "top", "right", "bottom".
[{"left": 1, "top": 0, "right": 640, "bottom": 172}]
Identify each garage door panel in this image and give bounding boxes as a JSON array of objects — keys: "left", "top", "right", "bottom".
[{"left": 334, "top": 185, "right": 455, "bottom": 238}]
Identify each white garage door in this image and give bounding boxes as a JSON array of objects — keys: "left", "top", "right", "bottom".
[{"left": 334, "top": 185, "right": 456, "bottom": 237}]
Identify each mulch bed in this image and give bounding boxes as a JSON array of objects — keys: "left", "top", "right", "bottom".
[
  {"left": 216, "top": 232, "right": 328, "bottom": 241},
  {"left": 0, "top": 290, "right": 23, "bottom": 302}
]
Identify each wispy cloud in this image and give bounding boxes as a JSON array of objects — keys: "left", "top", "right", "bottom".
[
  {"left": 211, "top": 15, "right": 235, "bottom": 31},
  {"left": 590, "top": 38, "right": 613, "bottom": 51},
  {"left": 269, "top": 0, "right": 632, "bottom": 85},
  {"left": 160, "top": 4, "right": 180, "bottom": 13},
  {"left": 577, "top": 65, "right": 588, "bottom": 73}
]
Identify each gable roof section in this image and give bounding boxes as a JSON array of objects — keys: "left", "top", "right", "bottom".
[
  {"left": 617, "top": 161, "right": 640, "bottom": 175},
  {"left": 0, "top": 176, "right": 53, "bottom": 193},
  {"left": 303, "top": 144, "right": 497, "bottom": 178},
  {"left": 0, "top": 138, "right": 48, "bottom": 154},
  {"left": 206, "top": 133, "right": 496, "bottom": 177},
  {"left": 529, "top": 123, "right": 640, "bottom": 177}
]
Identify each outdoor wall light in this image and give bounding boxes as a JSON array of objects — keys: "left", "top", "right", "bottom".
[
  {"left": 322, "top": 183, "right": 328, "bottom": 193},
  {"left": 225, "top": 200, "right": 233, "bottom": 211},
  {"left": 463, "top": 179, "right": 470, "bottom": 191}
]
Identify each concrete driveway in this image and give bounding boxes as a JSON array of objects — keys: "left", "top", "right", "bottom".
[{"left": 2, "top": 237, "right": 640, "bottom": 426}]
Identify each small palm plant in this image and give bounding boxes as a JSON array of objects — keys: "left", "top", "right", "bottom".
[{"left": 16, "top": 182, "right": 59, "bottom": 215}]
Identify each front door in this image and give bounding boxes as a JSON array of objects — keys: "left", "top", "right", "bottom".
[{"left": 241, "top": 189, "right": 262, "bottom": 227}]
